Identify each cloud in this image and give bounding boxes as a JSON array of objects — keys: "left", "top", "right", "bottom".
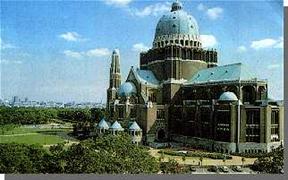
[
  {"left": 237, "top": 46, "right": 247, "bottom": 53},
  {"left": 250, "top": 37, "right": 283, "bottom": 50},
  {"left": 200, "top": 35, "right": 217, "bottom": 48},
  {"left": 59, "top": 32, "right": 86, "bottom": 42},
  {"left": 267, "top": 63, "right": 283, "bottom": 70},
  {"left": 63, "top": 50, "right": 83, "bottom": 59},
  {"left": 197, "top": 3, "right": 205, "bottom": 11},
  {"left": 104, "top": 0, "right": 132, "bottom": 7},
  {"left": 130, "top": 3, "right": 170, "bottom": 17},
  {"left": 0, "top": 38, "right": 17, "bottom": 49},
  {"left": 132, "top": 43, "right": 150, "bottom": 52},
  {"left": 197, "top": 3, "right": 223, "bottom": 20},
  {"left": 63, "top": 48, "right": 111, "bottom": 59},
  {"left": 0, "top": 59, "right": 23, "bottom": 65},
  {"left": 103, "top": 0, "right": 169, "bottom": 17},
  {"left": 207, "top": 7, "right": 223, "bottom": 20},
  {"left": 86, "top": 48, "right": 110, "bottom": 57}
]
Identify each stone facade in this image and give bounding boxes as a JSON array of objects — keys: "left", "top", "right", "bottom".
[{"left": 105, "top": 1, "right": 284, "bottom": 153}]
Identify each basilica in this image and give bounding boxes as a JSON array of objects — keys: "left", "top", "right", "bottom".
[{"left": 104, "top": 1, "right": 284, "bottom": 153}]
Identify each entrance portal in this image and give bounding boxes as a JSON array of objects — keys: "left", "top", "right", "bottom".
[{"left": 157, "top": 129, "right": 166, "bottom": 141}]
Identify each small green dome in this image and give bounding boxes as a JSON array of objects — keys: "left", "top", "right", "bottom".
[
  {"left": 219, "top": 92, "right": 238, "bottom": 101},
  {"left": 118, "top": 82, "right": 137, "bottom": 97}
]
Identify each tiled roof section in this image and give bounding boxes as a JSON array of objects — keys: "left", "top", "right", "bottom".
[
  {"left": 133, "top": 68, "right": 159, "bottom": 87},
  {"left": 185, "top": 63, "right": 258, "bottom": 85}
]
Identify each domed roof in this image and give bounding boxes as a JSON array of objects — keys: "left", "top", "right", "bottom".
[
  {"left": 97, "top": 118, "right": 109, "bottom": 129},
  {"left": 118, "top": 82, "right": 137, "bottom": 97},
  {"left": 129, "top": 121, "right": 142, "bottom": 131},
  {"left": 154, "top": 1, "right": 199, "bottom": 39},
  {"left": 110, "top": 121, "right": 124, "bottom": 131},
  {"left": 219, "top": 92, "right": 238, "bottom": 101}
]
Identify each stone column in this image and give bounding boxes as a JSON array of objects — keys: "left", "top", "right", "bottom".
[
  {"left": 230, "top": 104, "right": 237, "bottom": 143},
  {"left": 265, "top": 106, "right": 272, "bottom": 144}
]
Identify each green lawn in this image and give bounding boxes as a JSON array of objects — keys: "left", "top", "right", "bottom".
[
  {"left": 0, "top": 127, "right": 66, "bottom": 135},
  {"left": 0, "top": 125, "right": 77, "bottom": 146},
  {"left": 0, "top": 133, "right": 67, "bottom": 145}
]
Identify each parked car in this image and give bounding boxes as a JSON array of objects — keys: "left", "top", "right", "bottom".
[
  {"left": 207, "top": 166, "right": 218, "bottom": 172},
  {"left": 189, "top": 166, "right": 196, "bottom": 172},
  {"left": 232, "top": 166, "right": 242, "bottom": 172},
  {"left": 219, "top": 166, "right": 229, "bottom": 173}
]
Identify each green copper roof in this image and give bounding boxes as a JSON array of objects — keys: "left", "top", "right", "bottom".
[
  {"left": 134, "top": 69, "right": 159, "bottom": 87},
  {"left": 185, "top": 63, "right": 258, "bottom": 85},
  {"left": 118, "top": 82, "right": 137, "bottom": 97},
  {"left": 110, "top": 121, "right": 124, "bottom": 131},
  {"left": 219, "top": 92, "right": 238, "bottom": 101},
  {"left": 129, "top": 121, "right": 142, "bottom": 131},
  {"left": 97, "top": 118, "right": 109, "bottom": 129}
]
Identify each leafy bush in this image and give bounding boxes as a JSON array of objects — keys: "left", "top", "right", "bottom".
[
  {"left": 251, "top": 146, "right": 284, "bottom": 174},
  {"left": 231, "top": 152, "right": 269, "bottom": 158},
  {"left": 0, "top": 107, "right": 106, "bottom": 125},
  {"left": 160, "top": 159, "right": 182, "bottom": 174},
  {"left": 0, "top": 134, "right": 160, "bottom": 174}
]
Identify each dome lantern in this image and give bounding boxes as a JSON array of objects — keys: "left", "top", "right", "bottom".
[{"left": 171, "top": 1, "right": 183, "bottom": 12}]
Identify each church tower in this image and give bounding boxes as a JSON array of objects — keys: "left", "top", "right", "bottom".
[{"left": 107, "top": 49, "right": 121, "bottom": 110}]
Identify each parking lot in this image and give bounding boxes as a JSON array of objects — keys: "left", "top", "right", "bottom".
[{"left": 191, "top": 167, "right": 257, "bottom": 174}]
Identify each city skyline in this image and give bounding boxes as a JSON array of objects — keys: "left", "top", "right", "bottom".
[{"left": 0, "top": 0, "right": 284, "bottom": 102}]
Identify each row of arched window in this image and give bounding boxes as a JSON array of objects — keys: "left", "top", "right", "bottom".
[{"left": 154, "top": 39, "right": 201, "bottom": 48}]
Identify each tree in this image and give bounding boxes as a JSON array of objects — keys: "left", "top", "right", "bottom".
[
  {"left": 160, "top": 159, "right": 181, "bottom": 174},
  {"left": 199, "top": 156, "right": 203, "bottom": 166},
  {"left": 0, "top": 134, "right": 160, "bottom": 174},
  {"left": 223, "top": 155, "right": 226, "bottom": 166},
  {"left": 64, "top": 133, "right": 160, "bottom": 174},
  {"left": 0, "top": 143, "right": 47, "bottom": 173},
  {"left": 160, "top": 151, "right": 165, "bottom": 161},
  {"left": 182, "top": 155, "right": 186, "bottom": 164},
  {"left": 252, "top": 146, "right": 284, "bottom": 173}
]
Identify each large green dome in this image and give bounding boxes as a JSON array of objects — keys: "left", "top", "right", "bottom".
[
  {"left": 153, "top": 1, "right": 201, "bottom": 49},
  {"left": 155, "top": 2, "right": 199, "bottom": 38}
]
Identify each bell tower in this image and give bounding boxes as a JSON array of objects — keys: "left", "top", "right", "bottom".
[{"left": 107, "top": 49, "right": 121, "bottom": 110}]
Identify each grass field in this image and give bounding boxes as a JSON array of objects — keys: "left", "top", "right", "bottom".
[
  {"left": 0, "top": 125, "right": 77, "bottom": 146},
  {"left": 0, "top": 133, "right": 67, "bottom": 145}
]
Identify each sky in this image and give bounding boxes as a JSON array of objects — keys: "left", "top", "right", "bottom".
[{"left": 0, "top": 0, "right": 284, "bottom": 103}]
